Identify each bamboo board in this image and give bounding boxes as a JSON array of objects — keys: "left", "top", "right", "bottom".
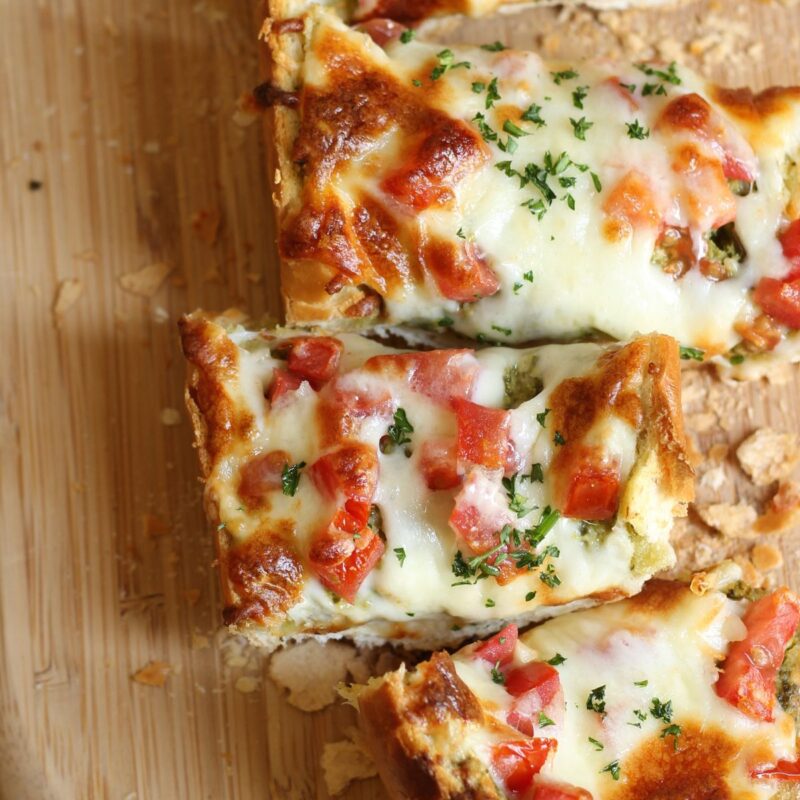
[{"left": 2, "top": 0, "right": 800, "bottom": 798}]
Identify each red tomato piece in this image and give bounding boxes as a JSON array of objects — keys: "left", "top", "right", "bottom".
[
  {"left": 723, "top": 153, "right": 755, "bottom": 183},
  {"left": 268, "top": 368, "right": 304, "bottom": 404},
  {"left": 561, "top": 462, "right": 621, "bottom": 521},
  {"left": 449, "top": 467, "right": 515, "bottom": 554},
  {"left": 491, "top": 740, "right": 556, "bottom": 796},
  {"left": 473, "top": 624, "right": 518, "bottom": 665},
  {"left": 310, "top": 444, "right": 380, "bottom": 503},
  {"left": 715, "top": 587, "right": 800, "bottom": 721},
  {"left": 284, "top": 336, "right": 343, "bottom": 388},
  {"left": 505, "top": 662, "right": 563, "bottom": 737},
  {"left": 420, "top": 238, "right": 500, "bottom": 302},
  {"left": 364, "top": 349, "right": 479, "bottom": 406},
  {"left": 238, "top": 449, "right": 291, "bottom": 507},
  {"left": 754, "top": 277, "right": 800, "bottom": 329},
  {"left": 753, "top": 758, "right": 800, "bottom": 781},
  {"left": 419, "top": 438, "right": 461, "bottom": 491},
  {"left": 309, "top": 528, "right": 385, "bottom": 603},
  {"left": 603, "top": 170, "right": 661, "bottom": 231},
  {"left": 779, "top": 219, "right": 800, "bottom": 278},
  {"left": 532, "top": 780, "right": 594, "bottom": 800},
  {"left": 356, "top": 18, "right": 406, "bottom": 46},
  {"left": 453, "top": 399, "right": 513, "bottom": 471}
]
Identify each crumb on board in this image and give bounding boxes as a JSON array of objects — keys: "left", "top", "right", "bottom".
[
  {"left": 52, "top": 278, "right": 84, "bottom": 324},
  {"left": 321, "top": 727, "right": 378, "bottom": 796},
  {"left": 132, "top": 660, "right": 171, "bottom": 687},
  {"left": 160, "top": 407, "right": 182, "bottom": 426},
  {"left": 756, "top": 481, "right": 800, "bottom": 534},
  {"left": 118, "top": 262, "right": 172, "bottom": 297},
  {"left": 234, "top": 676, "right": 260, "bottom": 694},
  {"left": 750, "top": 543, "right": 784, "bottom": 573},
  {"left": 191, "top": 209, "right": 222, "bottom": 246},
  {"left": 142, "top": 512, "right": 170, "bottom": 538},
  {"left": 737, "top": 428, "right": 800, "bottom": 486},
  {"left": 695, "top": 502, "right": 758, "bottom": 538}
]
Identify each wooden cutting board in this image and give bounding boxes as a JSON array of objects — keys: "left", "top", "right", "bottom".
[{"left": 2, "top": 1, "right": 800, "bottom": 797}]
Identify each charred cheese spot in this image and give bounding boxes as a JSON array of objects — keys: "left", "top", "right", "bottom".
[
  {"left": 625, "top": 578, "right": 690, "bottom": 615},
  {"left": 602, "top": 170, "right": 661, "bottom": 241},
  {"left": 221, "top": 526, "right": 304, "bottom": 625},
  {"left": 407, "top": 652, "right": 485, "bottom": 726},
  {"left": 713, "top": 85, "right": 800, "bottom": 123},
  {"left": 419, "top": 237, "right": 500, "bottom": 302},
  {"left": 611, "top": 722, "right": 738, "bottom": 800},
  {"left": 658, "top": 92, "right": 718, "bottom": 138}
]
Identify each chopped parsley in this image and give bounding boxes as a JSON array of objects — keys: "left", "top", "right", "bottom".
[
  {"left": 636, "top": 61, "right": 681, "bottom": 86},
  {"left": 412, "top": 78, "right": 423, "bottom": 88},
  {"left": 626, "top": 120, "right": 650, "bottom": 139},
  {"left": 492, "top": 323, "right": 513, "bottom": 336},
  {"left": 481, "top": 40, "right": 507, "bottom": 51},
  {"left": 529, "top": 506, "right": 560, "bottom": 545},
  {"left": 513, "top": 281, "right": 523, "bottom": 294},
  {"left": 536, "top": 408, "right": 551, "bottom": 427},
  {"left": 547, "top": 653, "right": 566, "bottom": 666},
  {"left": 438, "top": 315, "right": 455, "bottom": 327},
  {"left": 679, "top": 345, "right": 705, "bottom": 362},
  {"left": 620, "top": 82, "right": 636, "bottom": 93},
  {"left": 431, "top": 49, "right": 471, "bottom": 80},
  {"left": 642, "top": 82, "right": 668, "bottom": 96},
  {"left": 729, "top": 353, "right": 745, "bottom": 365},
  {"left": 586, "top": 685, "right": 606, "bottom": 714},
  {"left": 634, "top": 679, "right": 649, "bottom": 687},
  {"left": 538, "top": 711, "right": 555, "bottom": 727},
  {"left": 591, "top": 171, "right": 602, "bottom": 192},
  {"left": 502, "top": 473, "right": 530, "bottom": 517},
  {"left": 660, "top": 723, "right": 682, "bottom": 750},
  {"left": 526, "top": 462, "right": 544, "bottom": 483},
  {"left": 485, "top": 77, "right": 501, "bottom": 109},
  {"left": 523, "top": 270, "right": 534, "bottom": 283},
  {"left": 589, "top": 737, "right": 604, "bottom": 751},
  {"left": 551, "top": 68, "right": 579, "bottom": 85},
  {"left": 456, "top": 227, "right": 466, "bottom": 239},
  {"left": 554, "top": 431, "right": 566, "bottom": 446},
  {"left": 281, "top": 461, "right": 306, "bottom": 496},
  {"left": 629, "top": 708, "right": 647, "bottom": 728},
  {"left": 601, "top": 761, "right": 621, "bottom": 781},
  {"left": 491, "top": 662, "right": 505, "bottom": 684},
  {"left": 521, "top": 103, "right": 546, "bottom": 127},
  {"left": 381, "top": 408, "right": 414, "bottom": 452},
  {"left": 525, "top": 591, "right": 537, "bottom": 601},
  {"left": 472, "top": 81, "right": 486, "bottom": 93},
  {"left": 503, "top": 119, "right": 528, "bottom": 138},
  {"left": 570, "top": 116, "right": 594, "bottom": 140},
  {"left": 540, "top": 563, "right": 561, "bottom": 587},
  {"left": 399, "top": 28, "right": 415, "bottom": 43},
  {"left": 485, "top": 597, "right": 496, "bottom": 607},
  {"left": 572, "top": 85, "right": 589, "bottom": 109},
  {"left": 563, "top": 192, "right": 576, "bottom": 210},
  {"left": 650, "top": 697, "right": 674, "bottom": 723},
  {"left": 473, "top": 112, "right": 498, "bottom": 144},
  {"left": 394, "top": 547, "right": 406, "bottom": 567}
]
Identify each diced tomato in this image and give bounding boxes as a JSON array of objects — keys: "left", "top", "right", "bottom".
[
  {"left": 715, "top": 587, "right": 800, "bottom": 721},
  {"left": 491, "top": 740, "right": 556, "bottom": 796},
  {"left": 310, "top": 444, "right": 380, "bottom": 503},
  {"left": 473, "top": 623, "right": 518, "bottom": 665},
  {"left": 356, "top": 18, "right": 406, "bottom": 46},
  {"left": 780, "top": 219, "right": 800, "bottom": 278},
  {"left": 723, "top": 153, "right": 754, "bottom": 183},
  {"left": 505, "top": 662, "right": 563, "bottom": 737},
  {"left": 449, "top": 467, "right": 515, "bottom": 554},
  {"left": 237, "top": 449, "right": 291, "bottom": 507},
  {"left": 754, "top": 277, "right": 800, "bottom": 329},
  {"left": 420, "top": 237, "right": 500, "bottom": 302},
  {"left": 364, "top": 349, "right": 479, "bottom": 406},
  {"left": 453, "top": 398, "right": 513, "bottom": 472},
  {"left": 753, "top": 758, "right": 800, "bottom": 781},
  {"left": 318, "top": 381, "right": 395, "bottom": 446},
  {"left": 601, "top": 77, "right": 638, "bottom": 111},
  {"left": 560, "top": 462, "right": 621, "bottom": 521},
  {"left": 331, "top": 499, "right": 372, "bottom": 534},
  {"left": 309, "top": 528, "right": 385, "bottom": 603},
  {"left": 283, "top": 336, "right": 343, "bottom": 388},
  {"left": 268, "top": 368, "right": 304, "bottom": 404},
  {"left": 419, "top": 438, "right": 461, "bottom": 491},
  {"left": 531, "top": 780, "right": 594, "bottom": 800},
  {"left": 381, "top": 121, "right": 488, "bottom": 211}
]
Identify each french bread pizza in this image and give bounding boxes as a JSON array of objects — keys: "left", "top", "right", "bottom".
[
  {"left": 178, "top": 312, "right": 691, "bottom": 649},
  {"left": 353, "top": 578, "right": 800, "bottom": 799},
  {"left": 261, "top": 6, "right": 800, "bottom": 370}
]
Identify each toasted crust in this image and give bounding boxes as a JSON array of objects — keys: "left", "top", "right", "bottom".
[{"left": 358, "top": 653, "right": 502, "bottom": 800}]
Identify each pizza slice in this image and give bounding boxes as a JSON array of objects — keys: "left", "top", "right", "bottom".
[
  {"left": 353, "top": 576, "right": 800, "bottom": 799},
  {"left": 261, "top": 6, "right": 800, "bottom": 370},
  {"left": 179, "top": 311, "right": 691, "bottom": 649}
]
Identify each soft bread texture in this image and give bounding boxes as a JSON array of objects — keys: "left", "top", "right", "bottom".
[
  {"left": 261, "top": 6, "right": 800, "bottom": 366},
  {"left": 354, "top": 580, "right": 800, "bottom": 800},
  {"left": 180, "top": 311, "right": 692, "bottom": 651}
]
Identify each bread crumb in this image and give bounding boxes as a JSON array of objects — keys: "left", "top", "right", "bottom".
[
  {"left": 685, "top": 412, "right": 717, "bottom": 433},
  {"left": 322, "top": 727, "right": 378, "bottom": 796},
  {"left": 707, "top": 443, "right": 729, "bottom": 463},
  {"left": 119, "top": 262, "right": 172, "bottom": 297},
  {"left": 755, "top": 481, "right": 800, "bottom": 534},
  {"left": 191, "top": 633, "right": 210, "bottom": 650},
  {"left": 142, "top": 140, "right": 161, "bottom": 154},
  {"left": 737, "top": 428, "right": 800, "bottom": 486},
  {"left": 142, "top": 513, "right": 170, "bottom": 538},
  {"left": 699, "top": 465, "right": 726, "bottom": 493},
  {"left": 732, "top": 554, "right": 765, "bottom": 589},
  {"left": 696, "top": 502, "right": 757, "bottom": 538},
  {"left": 750, "top": 543, "right": 784, "bottom": 573},
  {"left": 132, "top": 660, "right": 171, "bottom": 687},
  {"left": 52, "top": 278, "right": 84, "bottom": 324},
  {"left": 191, "top": 209, "right": 222, "bottom": 246},
  {"left": 234, "top": 676, "right": 260, "bottom": 694},
  {"left": 268, "top": 640, "right": 360, "bottom": 712},
  {"left": 160, "top": 407, "right": 182, "bottom": 426}
]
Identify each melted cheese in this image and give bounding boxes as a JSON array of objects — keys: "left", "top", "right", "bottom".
[
  {"left": 204, "top": 322, "right": 681, "bottom": 639},
  {"left": 453, "top": 587, "right": 798, "bottom": 799},
  {"left": 296, "top": 10, "right": 800, "bottom": 360}
]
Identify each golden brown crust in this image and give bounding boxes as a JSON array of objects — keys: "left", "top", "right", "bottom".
[{"left": 358, "top": 653, "right": 502, "bottom": 800}]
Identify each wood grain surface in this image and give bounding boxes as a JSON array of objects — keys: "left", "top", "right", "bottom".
[{"left": 2, "top": 1, "right": 800, "bottom": 798}]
